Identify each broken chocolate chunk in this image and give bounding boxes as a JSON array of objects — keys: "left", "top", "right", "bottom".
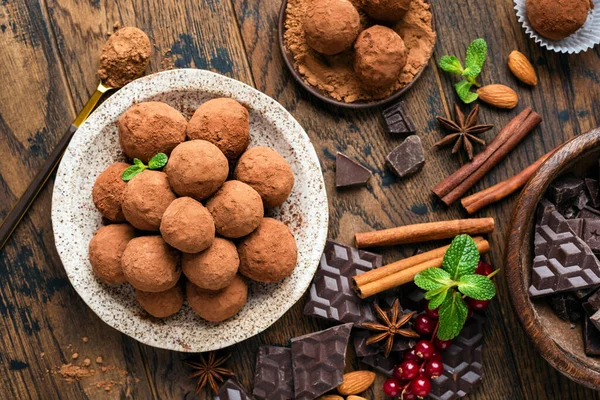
[
  {"left": 549, "top": 293, "right": 583, "bottom": 322},
  {"left": 385, "top": 135, "right": 425, "bottom": 178},
  {"left": 336, "top": 153, "right": 372, "bottom": 188},
  {"left": 586, "top": 178, "right": 600, "bottom": 208},
  {"left": 382, "top": 100, "right": 416, "bottom": 135},
  {"left": 547, "top": 175, "right": 584, "bottom": 213},
  {"left": 215, "top": 380, "right": 255, "bottom": 400},
  {"left": 584, "top": 316, "right": 600, "bottom": 356}
]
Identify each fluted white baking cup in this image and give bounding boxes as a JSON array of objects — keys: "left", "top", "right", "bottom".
[{"left": 514, "top": 0, "right": 600, "bottom": 54}]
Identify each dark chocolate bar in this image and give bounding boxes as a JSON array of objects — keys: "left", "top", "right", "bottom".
[
  {"left": 215, "top": 379, "right": 255, "bottom": 400},
  {"left": 382, "top": 100, "right": 416, "bottom": 135},
  {"left": 253, "top": 346, "right": 294, "bottom": 400},
  {"left": 385, "top": 135, "right": 425, "bottom": 179},
  {"left": 583, "top": 219, "right": 600, "bottom": 252},
  {"left": 336, "top": 153, "right": 372, "bottom": 188},
  {"left": 584, "top": 316, "right": 600, "bottom": 356}
]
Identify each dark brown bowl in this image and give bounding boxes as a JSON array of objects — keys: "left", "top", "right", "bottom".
[
  {"left": 506, "top": 128, "right": 600, "bottom": 389},
  {"left": 277, "top": 0, "right": 436, "bottom": 110}
]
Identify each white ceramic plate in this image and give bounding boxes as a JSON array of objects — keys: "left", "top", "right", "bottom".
[{"left": 52, "top": 69, "right": 329, "bottom": 352}]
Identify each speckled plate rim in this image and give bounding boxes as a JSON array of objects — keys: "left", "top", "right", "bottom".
[{"left": 51, "top": 69, "right": 329, "bottom": 352}]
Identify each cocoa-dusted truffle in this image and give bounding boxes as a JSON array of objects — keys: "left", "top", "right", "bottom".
[
  {"left": 88, "top": 224, "right": 135, "bottom": 284},
  {"left": 234, "top": 147, "right": 294, "bottom": 208},
  {"left": 182, "top": 238, "right": 239, "bottom": 290},
  {"left": 304, "top": 0, "right": 360, "bottom": 56},
  {"left": 122, "top": 170, "right": 176, "bottom": 231},
  {"left": 354, "top": 25, "right": 407, "bottom": 88},
  {"left": 92, "top": 162, "right": 130, "bottom": 222},
  {"left": 136, "top": 285, "right": 184, "bottom": 318},
  {"left": 238, "top": 218, "right": 298, "bottom": 282},
  {"left": 186, "top": 276, "right": 248, "bottom": 322},
  {"left": 121, "top": 236, "right": 181, "bottom": 292},
  {"left": 118, "top": 102, "right": 187, "bottom": 163},
  {"left": 526, "top": 0, "right": 591, "bottom": 41},
  {"left": 97, "top": 27, "right": 151, "bottom": 89},
  {"left": 166, "top": 140, "right": 228, "bottom": 201},
  {"left": 160, "top": 197, "right": 215, "bottom": 253},
  {"left": 206, "top": 181, "right": 264, "bottom": 238},
  {"left": 363, "top": 0, "right": 412, "bottom": 23},
  {"left": 186, "top": 98, "right": 250, "bottom": 161}
]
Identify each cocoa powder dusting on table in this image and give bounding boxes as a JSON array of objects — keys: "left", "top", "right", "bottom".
[{"left": 284, "top": 0, "right": 436, "bottom": 103}]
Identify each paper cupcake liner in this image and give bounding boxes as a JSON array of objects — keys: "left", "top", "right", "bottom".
[{"left": 514, "top": 0, "right": 600, "bottom": 54}]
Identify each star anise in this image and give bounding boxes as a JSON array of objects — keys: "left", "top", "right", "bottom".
[
  {"left": 185, "top": 352, "right": 235, "bottom": 394},
  {"left": 362, "top": 299, "right": 420, "bottom": 358},
  {"left": 434, "top": 104, "right": 493, "bottom": 160}
]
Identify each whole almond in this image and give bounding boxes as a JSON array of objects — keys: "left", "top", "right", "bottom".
[
  {"left": 476, "top": 84, "right": 519, "bottom": 109},
  {"left": 318, "top": 396, "right": 343, "bottom": 400},
  {"left": 337, "top": 371, "right": 376, "bottom": 395},
  {"left": 508, "top": 50, "right": 537, "bottom": 86},
  {"left": 348, "top": 396, "right": 368, "bottom": 400}
]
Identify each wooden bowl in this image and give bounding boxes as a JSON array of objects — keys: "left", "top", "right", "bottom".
[
  {"left": 506, "top": 128, "right": 600, "bottom": 389},
  {"left": 277, "top": 0, "right": 435, "bottom": 110}
]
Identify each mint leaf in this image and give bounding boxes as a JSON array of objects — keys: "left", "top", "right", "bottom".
[
  {"left": 148, "top": 153, "right": 168, "bottom": 170},
  {"left": 414, "top": 268, "right": 454, "bottom": 291},
  {"left": 439, "top": 56, "right": 464, "bottom": 75},
  {"left": 455, "top": 80, "right": 479, "bottom": 104},
  {"left": 122, "top": 165, "right": 144, "bottom": 181},
  {"left": 464, "top": 39, "right": 487, "bottom": 78},
  {"left": 458, "top": 274, "right": 496, "bottom": 300},
  {"left": 426, "top": 287, "right": 449, "bottom": 310},
  {"left": 442, "top": 235, "right": 480, "bottom": 280},
  {"left": 133, "top": 158, "right": 145, "bottom": 168},
  {"left": 437, "top": 291, "right": 469, "bottom": 340}
]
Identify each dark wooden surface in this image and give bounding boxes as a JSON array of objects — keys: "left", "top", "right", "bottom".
[{"left": 0, "top": 0, "right": 598, "bottom": 399}]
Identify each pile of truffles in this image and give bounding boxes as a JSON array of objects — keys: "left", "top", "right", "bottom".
[{"left": 89, "top": 97, "right": 298, "bottom": 322}]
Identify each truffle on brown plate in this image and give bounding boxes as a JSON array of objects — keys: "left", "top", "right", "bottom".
[
  {"left": 363, "top": 0, "right": 412, "bottom": 23},
  {"left": 186, "top": 98, "right": 250, "bottom": 161},
  {"left": 354, "top": 25, "right": 407, "bottom": 88},
  {"left": 526, "top": 0, "right": 592, "bottom": 41},
  {"left": 118, "top": 101, "right": 187, "bottom": 163},
  {"left": 206, "top": 180, "right": 264, "bottom": 238},
  {"left": 238, "top": 218, "right": 298, "bottom": 282},
  {"left": 166, "top": 140, "right": 229, "bottom": 201},
  {"left": 160, "top": 197, "right": 215, "bottom": 253},
  {"left": 121, "top": 236, "right": 181, "bottom": 292},
  {"left": 182, "top": 237, "right": 239, "bottom": 291},
  {"left": 97, "top": 27, "right": 151, "bottom": 89},
  {"left": 303, "top": 0, "right": 360, "bottom": 56},
  {"left": 234, "top": 147, "right": 294, "bottom": 208},
  {"left": 88, "top": 224, "right": 135, "bottom": 284},
  {"left": 92, "top": 162, "right": 130, "bottom": 222},
  {"left": 122, "top": 170, "right": 176, "bottom": 231},
  {"left": 135, "top": 285, "right": 184, "bottom": 318},
  {"left": 186, "top": 275, "right": 248, "bottom": 322}
]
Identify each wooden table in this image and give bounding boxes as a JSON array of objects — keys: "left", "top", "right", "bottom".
[{"left": 0, "top": 0, "right": 599, "bottom": 399}]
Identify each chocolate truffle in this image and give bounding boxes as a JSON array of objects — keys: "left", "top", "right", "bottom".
[
  {"left": 136, "top": 285, "right": 184, "bottom": 318},
  {"left": 118, "top": 102, "right": 187, "bottom": 163},
  {"left": 97, "top": 27, "right": 151, "bottom": 89},
  {"left": 88, "top": 224, "right": 135, "bottom": 284},
  {"left": 182, "top": 238, "right": 239, "bottom": 290},
  {"left": 166, "top": 140, "right": 229, "bottom": 201},
  {"left": 234, "top": 147, "right": 294, "bottom": 208},
  {"left": 186, "top": 276, "right": 248, "bottom": 322},
  {"left": 186, "top": 98, "right": 250, "bottom": 161},
  {"left": 92, "top": 162, "right": 130, "bottom": 222},
  {"left": 303, "top": 0, "right": 360, "bottom": 56},
  {"left": 526, "top": 0, "right": 591, "bottom": 41},
  {"left": 354, "top": 25, "right": 407, "bottom": 88},
  {"left": 206, "top": 181, "right": 264, "bottom": 238},
  {"left": 160, "top": 197, "right": 215, "bottom": 253},
  {"left": 238, "top": 218, "right": 298, "bottom": 282},
  {"left": 122, "top": 170, "right": 176, "bottom": 231},
  {"left": 121, "top": 236, "right": 181, "bottom": 292},
  {"left": 363, "top": 0, "right": 412, "bottom": 23}
]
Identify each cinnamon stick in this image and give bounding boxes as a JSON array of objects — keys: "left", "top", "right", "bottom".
[
  {"left": 353, "top": 239, "right": 491, "bottom": 299},
  {"left": 461, "top": 151, "right": 552, "bottom": 214},
  {"left": 354, "top": 218, "right": 494, "bottom": 248}
]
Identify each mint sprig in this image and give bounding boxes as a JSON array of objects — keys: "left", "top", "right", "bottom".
[
  {"left": 121, "top": 153, "right": 169, "bottom": 182},
  {"left": 414, "top": 234, "right": 497, "bottom": 340},
  {"left": 439, "top": 39, "right": 487, "bottom": 104}
]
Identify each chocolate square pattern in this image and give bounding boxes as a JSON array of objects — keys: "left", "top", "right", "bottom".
[{"left": 253, "top": 346, "right": 294, "bottom": 400}]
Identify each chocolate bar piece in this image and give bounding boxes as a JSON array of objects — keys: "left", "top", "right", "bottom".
[
  {"left": 253, "top": 346, "right": 294, "bottom": 400},
  {"left": 361, "top": 352, "right": 402, "bottom": 377},
  {"left": 566, "top": 219, "right": 584, "bottom": 237},
  {"left": 586, "top": 178, "right": 600, "bottom": 208},
  {"left": 584, "top": 316, "right": 600, "bottom": 356},
  {"left": 303, "top": 240, "right": 381, "bottom": 326},
  {"left": 215, "top": 379, "right": 255, "bottom": 400},
  {"left": 583, "top": 290, "right": 600, "bottom": 332},
  {"left": 385, "top": 135, "right": 425, "bottom": 179},
  {"left": 576, "top": 191, "right": 590, "bottom": 210},
  {"left": 291, "top": 323, "right": 353, "bottom": 400},
  {"left": 583, "top": 219, "right": 600, "bottom": 252},
  {"left": 382, "top": 100, "right": 416, "bottom": 135},
  {"left": 549, "top": 293, "right": 582, "bottom": 322},
  {"left": 547, "top": 175, "right": 584, "bottom": 213},
  {"left": 336, "top": 153, "right": 372, "bottom": 188}
]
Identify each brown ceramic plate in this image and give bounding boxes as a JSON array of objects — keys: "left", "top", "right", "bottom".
[
  {"left": 277, "top": 0, "right": 436, "bottom": 110},
  {"left": 506, "top": 128, "right": 600, "bottom": 389}
]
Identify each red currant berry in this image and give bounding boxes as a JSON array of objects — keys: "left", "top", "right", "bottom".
[
  {"left": 430, "top": 349, "right": 442, "bottom": 363},
  {"left": 475, "top": 260, "right": 494, "bottom": 276},
  {"left": 401, "top": 388, "right": 417, "bottom": 400},
  {"left": 433, "top": 338, "right": 452, "bottom": 350},
  {"left": 393, "top": 360, "right": 420, "bottom": 381},
  {"left": 383, "top": 377, "right": 402, "bottom": 397},
  {"left": 403, "top": 348, "right": 419, "bottom": 361},
  {"left": 467, "top": 298, "right": 491, "bottom": 311},
  {"left": 425, "top": 305, "right": 440, "bottom": 319},
  {"left": 424, "top": 359, "right": 445, "bottom": 379},
  {"left": 414, "top": 314, "right": 436, "bottom": 335},
  {"left": 409, "top": 376, "right": 432, "bottom": 397},
  {"left": 414, "top": 340, "right": 435, "bottom": 360}
]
